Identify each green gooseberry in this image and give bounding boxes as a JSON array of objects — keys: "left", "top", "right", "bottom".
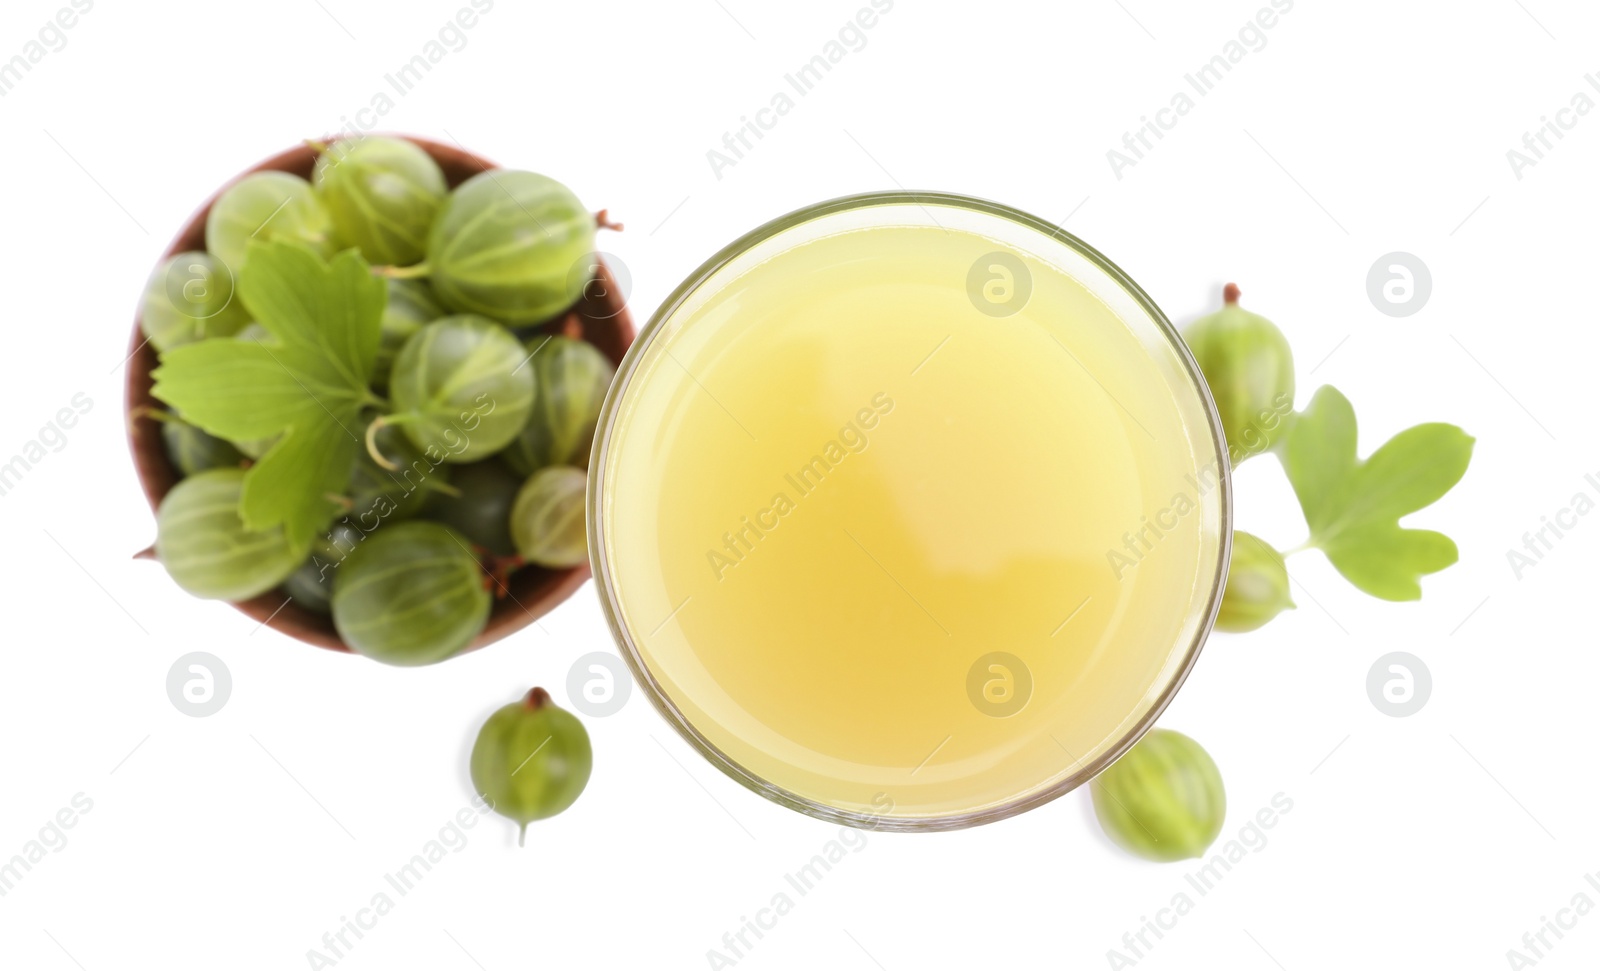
[
  {"left": 1092, "top": 728, "right": 1226, "bottom": 862},
  {"left": 1183, "top": 284, "right": 1295, "bottom": 465},
  {"left": 1217, "top": 531, "right": 1295, "bottom": 633},
  {"left": 388, "top": 315, "right": 536, "bottom": 463},
  {"left": 470, "top": 687, "right": 593, "bottom": 845},
  {"left": 510, "top": 467, "right": 587, "bottom": 568},
  {"left": 374, "top": 279, "right": 443, "bottom": 391},
  {"left": 350, "top": 418, "right": 451, "bottom": 521},
  {"left": 503, "top": 337, "right": 615, "bottom": 477},
  {"left": 313, "top": 136, "right": 447, "bottom": 267},
  {"left": 139, "top": 252, "right": 251, "bottom": 352},
  {"left": 423, "top": 458, "right": 521, "bottom": 556},
  {"left": 155, "top": 468, "right": 301, "bottom": 601},
  {"left": 206, "top": 171, "right": 333, "bottom": 276},
  {"left": 423, "top": 170, "right": 596, "bottom": 325},
  {"left": 162, "top": 417, "right": 245, "bottom": 476},
  {"left": 331, "top": 521, "right": 489, "bottom": 665}
]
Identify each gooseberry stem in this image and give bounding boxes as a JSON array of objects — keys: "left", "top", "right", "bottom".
[
  {"left": 313, "top": 533, "right": 349, "bottom": 559},
  {"left": 305, "top": 139, "right": 329, "bottom": 154},
  {"left": 595, "top": 209, "right": 623, "bottom": 231},
  {"left": 554, "top": 310, "right": 583, "bottom": 340},
  {"left": 1282, "top": 539, "right": 1315, "bottom": 556},
  {"left": 364, "top": 416, "right": 401, "bottom": 472},
  {"left": 129, "top": 405, "right": 178, "bottom": 426},
  {"left": 1223, "top": 282, "right": 1241, "bottom": 305},
  {"left": 480, "top": 553, "right": 524, "bottom": 597},
  {"left": 519, "top": 823, "right": 528, "bottom": 848},
  {"left": 324, "top": 493, "right": 355, "bottom": 512},
  {"left": 375, "top": 263, "right": 431, "bottom": 280},
  {"left": 420, "top": 479, "right": 462, "bottom": 499}
]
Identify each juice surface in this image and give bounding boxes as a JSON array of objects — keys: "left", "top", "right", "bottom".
[{"left": 599, "top": 219, "right": 1223, "bottom": 822}]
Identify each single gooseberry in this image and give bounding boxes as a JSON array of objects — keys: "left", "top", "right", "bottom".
[
  {"left": 330, "top": 521, "right": 489, "bottom": 665},
  {"left": 1216, "top": 531, "right": 1295, "bottom": 633},
  {"left": 510, "top": 467, "right": 587, "bottom": 568},
  {"left": 206, "top": 171, "right": 333, "bottom": 277},
  {"left": 423, "top": 170, "right": 596, "bottom": 325},
  {"left": 312, "top": 136, "right": 447, "bottom": 267},
  {"left": 502, "top": 336, "right": 615, "bottom": 477},
  {"left": 1183, "top": 284, "right": 1295, "bottom": 465},
  {"left": 387, "top": 315, "right": 535, "bottom": 463},
  {"left": 155, "top": 468, "right": 301, "bottom": 601},
  {"left": 470, "top": 687, "right": 593, "bottom": 845},
  {"left": 139, "top": 252, "right": 251, "bottom": 352},
  {"left": 1091, "top": 728, "right": 1226, "bottom": 862}
]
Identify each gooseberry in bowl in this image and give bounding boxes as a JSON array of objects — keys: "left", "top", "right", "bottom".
[
  {"left": 312, "top": 135, "right": 447, "bottom": 267},
  {"left": 503, "top": 336, "right": 614, "bottom": 476},
  {"left": 422, "top": 170, "right": 597, "bottom": 325},
  {"left": 206, "top": 171, "right": 333, "bottom": 277},
  {"left": 155, "top": 468, "right": 302, "bottom": 602},
  {"left": 138, "top": 252, "right": 251, "bottom": 352},
  {"left": 387, "top": 314, "right": 535, "bottom": 463},
  {"left": 511, "top": 467, "right": 588, "bottom": 568},
  {"left": 331, "top": 521, "right": 490, "bottom": 666},
  {"left": 125, "top": 135, "right": 635, "bottom": 655}
]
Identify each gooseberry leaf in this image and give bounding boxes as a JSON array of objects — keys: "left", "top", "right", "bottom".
[
  {"left": 1283, "top": 385, "right": 1474, "bottom": 601},
  {"left": 152, "top": 240, "right": 386, "bottom": 554}
]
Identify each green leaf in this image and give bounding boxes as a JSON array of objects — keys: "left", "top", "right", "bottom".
[
  {"left": 1321, "top": 525, "right": 1458, "bottom": 602},
  {"left": 1283, "top": 386, "right": 1358, "bottom": 534},
  {"left": 152, "top": 240, "right": 386, "bottom": 553},
  {"left": 1283, "top": 385, "right": 1474, "bottom": 601}
]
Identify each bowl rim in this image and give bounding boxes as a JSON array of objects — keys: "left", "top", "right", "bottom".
[
  {"left": 125, "top": 133, "right": 630, "bottom": 654},
  {"left": 585, "top": 189, "right": 1234, "bottom": 831}
]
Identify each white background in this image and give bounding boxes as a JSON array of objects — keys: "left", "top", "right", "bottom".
[{"left": 0, "top": 0, "right": 1594, "bottom": 968}]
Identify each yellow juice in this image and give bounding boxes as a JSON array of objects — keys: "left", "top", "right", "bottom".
[{"left": 595, "top": 199, "right": 1227, "bottom": 826}]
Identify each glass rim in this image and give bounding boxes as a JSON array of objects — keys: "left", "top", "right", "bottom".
[{"left": 586, "top": 189, "right": 1234, "bottom": 832}]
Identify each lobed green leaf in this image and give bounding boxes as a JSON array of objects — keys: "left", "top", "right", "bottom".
[
  {"left": 151, "top": 240, "right": 387, "bottom": 553},
  {"left": 1283, "top": 385, "right": 1358, "bottom": 534},
  {"left": 1283, "top": 384, "right": 1474, "bottom": 601},
  {"left": 1322, "top": 525, "right": 1459, "bottom": 602}
]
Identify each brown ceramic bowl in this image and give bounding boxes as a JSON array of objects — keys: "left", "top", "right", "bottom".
[{"left": 125, "top": 134, "right": 635, "bottom": 655}]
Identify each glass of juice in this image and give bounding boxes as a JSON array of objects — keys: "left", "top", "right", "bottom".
[{"left": 590, "top": 192, "right": 1231, "bottom": 831}]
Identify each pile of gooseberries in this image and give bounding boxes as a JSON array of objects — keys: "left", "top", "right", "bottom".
[{"left": 142, "top": 135, "right": 617, "bottom": 667}]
